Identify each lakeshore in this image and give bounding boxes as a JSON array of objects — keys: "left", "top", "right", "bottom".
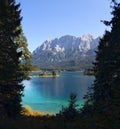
[
  {"left": 30, "top": 71, "right": 59, "bottom": 78},
  {"left": 22, "top": 71, "right": 94, "bottom": 114}
]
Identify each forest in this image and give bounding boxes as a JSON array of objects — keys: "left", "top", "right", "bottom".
[{"left": 0, "top": 0, "right": 120, "bottom": 129}]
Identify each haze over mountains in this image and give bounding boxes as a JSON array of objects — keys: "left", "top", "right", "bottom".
[{"left": 31, "top": 35, "right": 100, "bottom": 70}]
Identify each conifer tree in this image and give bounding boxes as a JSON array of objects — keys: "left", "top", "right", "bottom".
[
  {"left": 59, "top": 93, "right": 79, "bottom": 121},
  {"left": 15, "top": 29, "right": 32, "bottom": 80},
  {"left": 0, "top": 0, "right": 31, "bottom": 117},
  {"left": 91, "top": 0, "right": 120, "bottom": 128}
]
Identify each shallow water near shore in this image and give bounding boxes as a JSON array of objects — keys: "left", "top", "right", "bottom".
[{"left": 22, "top": 71, "right": 94, "bottom": 114}]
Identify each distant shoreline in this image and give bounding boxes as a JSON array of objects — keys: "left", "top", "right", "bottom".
[
  {"left": 30, "top": 71, "right": 59, "bottom": 78},
  {"left": 30, "top": 75, "right": 59, "bottom": 78}
]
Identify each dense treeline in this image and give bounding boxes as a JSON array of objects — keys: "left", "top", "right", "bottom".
[
  {"left": 0, "top": 0, "right": 31, "bottom": 118},
  {"left": 0, "top": 94, "right": 94, "bottom": 129},
  {"left": 82, "top": 0, "right": 120, "bottom": 128},
  {"left": 91, "top": 0, "right": 120, "bottom": 128},
  {"left": 0, "top": 0, "right": 120, "bottom": 129}
]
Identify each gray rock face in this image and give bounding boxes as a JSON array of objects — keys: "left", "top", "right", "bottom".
[{"left": 31, "top": 35, "right": 100, "bottom": 70}]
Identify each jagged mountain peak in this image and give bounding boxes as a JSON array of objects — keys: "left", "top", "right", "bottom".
[
  {"left": 81, "top": 34, "right": 96, "bottom": 40},
  {"left": 33, "top": 34, "right": 99, "bottom": 52},
  {"left": 31, "top": 34, "right": 100, "bottom": 70}
]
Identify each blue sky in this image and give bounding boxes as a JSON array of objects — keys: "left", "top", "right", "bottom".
[{"left": 18, "top": 0, "right": 112, "bottom": 52}]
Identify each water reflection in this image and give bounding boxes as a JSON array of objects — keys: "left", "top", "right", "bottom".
[{"left": 22, "top": 71, "right": 94, "bottom": 114}]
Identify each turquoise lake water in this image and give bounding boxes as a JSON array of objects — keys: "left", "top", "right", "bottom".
[{"left": 22, "top": 71, "right": 94, "bottom": 114}]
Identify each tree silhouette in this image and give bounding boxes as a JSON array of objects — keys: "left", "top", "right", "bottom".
[
  {"left": 89, "top": 0, "right": 120, "bottom": 128},
  {"left": 0, "top": 0, "right": 31, "bottom": 117},
  {"left": 59, "top": 93, "right": 79, "bottom": 121}
]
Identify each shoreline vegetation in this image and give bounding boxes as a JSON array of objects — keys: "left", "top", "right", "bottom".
[
  {"left": 21, "top": 106, "right": 51, "bottom": 116},
  {"left": 83, "top": 69, "right": 95, "bottom": 76},
  {"left": 30, "top": 69, "right": 94, "bottom": 78},
  {"left": 30, "top": 71, "right": 59, "bottom": 78}
]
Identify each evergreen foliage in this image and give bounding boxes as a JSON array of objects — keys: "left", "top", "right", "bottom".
[
  {"left": 0, "top": 0, "right": 119, "bottom": 128},
  {"left": 0, "top": 0, "right": 31, "bottom": 117},
  {"left": 87, "top": 0, "right": 120, "bottom": 128},
  {"left": 15, "top": 29, "right": 32, "bottom": 80},
  {"left": 58, "top": 93, "right": 79, "bottom": 121}
]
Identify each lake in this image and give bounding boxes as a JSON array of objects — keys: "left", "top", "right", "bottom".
[{"left": 22, "top": 71, "right": 94, "bottom": 114}]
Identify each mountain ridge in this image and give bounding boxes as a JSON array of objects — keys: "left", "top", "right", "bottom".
[{"left": 31, "top": 35, "right": 100, "bottom": 70}]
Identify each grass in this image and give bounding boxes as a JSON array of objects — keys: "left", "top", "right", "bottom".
[{"left": 21, "top": 106, "right": 52, "bottom": 117}]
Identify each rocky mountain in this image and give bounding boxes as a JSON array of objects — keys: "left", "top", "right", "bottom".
[{"left": 31, "top": 35, "right": 100, "bottom": 70}]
